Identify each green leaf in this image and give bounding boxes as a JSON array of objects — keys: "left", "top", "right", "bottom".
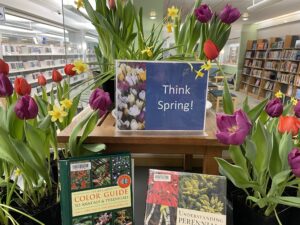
[
  {"left": 82, "top": 144, "right": 106, "bottom": 153},
  {"left": 69, "top": 111, "right": 93, "bottom": 157},
  {"left": 278, "top": 132, "right": 293, "bottom": 170},
  {"left": 215, "top": 158, "right": 251, "bottom": 189},
  {"left": 267, "top": 170, "right": 291, "bottom": 197},
  {"left": 269, "top": 132, "right": 282, "bottom": 178},
  {"left": 67, "top": 94, "right": 81, "bottom": 125},
  {"left": 78, "top": 111, "right": 100, "bottom": 150},
  {"left": 247, "top": 196, "right": 268, "bottom": 209},
  {"left": 38, "top": 115, "right": 51, "bottom": 131},
  {"left": 222, "top": 79, "right": 234, "bottom": 114},
  {"left": 7, "top": 104, "right": 24, "bottom": 140},
  {"left": 242, "top": 96, "right": 250, "bottom": 113},
  {"left": 272, "top": 196, "right": 300, "bottom": 208},
  {"left": 247, "top": 98, "right": 268, "bottom": 123},
  {"left": 35, "top": 95, "right": 48, "bottom": 117},
  {"left": 228, "top": 145, "right": 248, "bottom": 173}
]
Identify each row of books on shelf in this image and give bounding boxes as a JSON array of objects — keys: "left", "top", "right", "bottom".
[
  {"left": 252, "top": 59, "right": 263, "bottom": 67},
  {"left": 267, "top": 50, "right": 281, "bottom": 59},
  {"left": 264, "top": 81, "right": 275, "bottom": 90},
  {"left": 242, "top": 67, "right": 251, "bottom": 75},
  {"left": 251, "top": 69, "right": 263, "bottom": 77},
  {"left": 281, "top": 50, "right": 300, "bottom": 60},
  {"left": 265, "top": 61, "right": 279, "bottom": 70},
  {"left": 255, "top": 51, "right": 266, "bottom": 59},
  {"left": 280, "top": 61, "right": 298, "bottom": 73},
  {"left": 252, "top": 40, "right": 268, "bottom": 50},
  {"left": 270, "top": 40, "right": 284, "bottom": 49},
  {"left": 7, "top": 59, "right": 67, "bottom": 72}
]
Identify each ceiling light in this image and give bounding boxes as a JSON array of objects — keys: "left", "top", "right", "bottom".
[
  {"left": 149, "top": 10, "right": 157, "bottom": 20},
  {"left": 35, "top": 24, "right": 68, "bottom": 34},
  {"left": 247, "top": 0, "right": 282, "bottom": 12},
  {"left": 0, "top": 25, "right": 40, "bottom": 33}
]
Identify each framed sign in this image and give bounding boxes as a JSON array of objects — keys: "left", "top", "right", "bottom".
[{"left": 116, "top": 60, "right": 208, "bottom": 131}]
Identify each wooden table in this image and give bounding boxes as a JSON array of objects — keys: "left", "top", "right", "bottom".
[{"left": 57, "top": 109, "right": 226, "bottom": 175}]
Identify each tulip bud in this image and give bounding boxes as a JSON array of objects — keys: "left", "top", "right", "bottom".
[
  {"left": 64, "top": 64, "right": 76, "bottom": 76},
  {"left": 14, "top": 77, "right": 31, "bottom": 96},
  {"left": 37, "top": 74, "right": 47, "bottom": 86},
  {"left": 203, "top": 39, "right": 219, "bottom": 60},
  {"left": 107, "top": 0, "right": 116, "bottom": 9},
  {"left": 0, "top": 59, "right": 9, "bottom": 75},
  {"left": 194, "top": 4, "right": 213, "bottom": 23},
  {"left": 14, "top": 95, "right": 38, "bottom": 120},
  {"left": 219, "top": 4, "right": 241, "bottom": 24},
  {"left": 294, "top": 101, "right": 300, "bottom": 118},
  {"left": 89, "top": 88, "right": 112, "bottom": 117},
  {"left": 288, "top": 148, "right": 300, "bottom": 177},
  {"left": 0, "top": 73, "right": 13, "bottom": 97},
  {"left": 265, "top": 98, "right": 283, "bottom": 117},
  {"left": 52, "top": 69, "right": 63, "bottom": 83}
]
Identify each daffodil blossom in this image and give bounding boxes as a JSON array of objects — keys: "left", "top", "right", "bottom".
[
  {"left": 60, "top": 98, "right": 73, "bottom": 109},
  {"left": 75, "top": 0, "right": 84, "bottom": 10},
  {"left": 72, "top": 59, "right": 88, "bottom": 74},
  {"left": 48, "top": 105, "right": 68, "bottom": 123},
  {"left": 201, "top": 61, "right": 212, "bottom": 71},
  {"left": 275, "top": 90, "right": 283, "bottom": 99},
  {"left": 291, "top": 97, "right": 298, "bottom": 106},
  {"left": 141, "top": 46, "right": 153, "bottom": 57},
  {"left": 167, "top": 6, "right": 179, "bottom": 19},
  {"left": 166, "top": 23, "right": 173, "bottom": 33},
  {"left": 195, "top": 70, "right": 204, "bottom": 79}
]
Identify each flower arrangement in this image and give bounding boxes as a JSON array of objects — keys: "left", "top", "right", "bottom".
[
  {"left": 0, "top": 58, "right": 112, "bottom": 224},
  {"left": 215, "top": 81, "right": 300, "bottom": 224}
]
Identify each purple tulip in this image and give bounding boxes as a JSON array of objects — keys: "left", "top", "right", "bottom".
[
  {"left": 194, "top": 4, "right": 213, "bottom": 23},
  {"left": 14, "top": 95, "right": 38, "bottom": 120},
  {"left": 219, "top": 4, "right": 241, "bottom": 24},
  {"left": 89, "top": 88, "right": 112, "bottom": 117},
  {"left": 0, "top": 73, "right": 13, "bottom": 97},
  {"left": 118, "top": 81, "right": 130, "bottom": 92},
  {"left": 294, "top": 101, "right": 300, "bottom": 118},
  {"left": 216, "top": 109, "right": 252, "bottom": 145},
  {"left": 265, "top": 98, "right": 283, "bottom": 117},
  {"left": 288, "top": 148, "right": 300, "bottom": 177}
]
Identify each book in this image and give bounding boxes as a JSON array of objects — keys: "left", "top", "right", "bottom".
[
  {"left": 144, "top": 169, "right": 226, "bottom": 225},
  {"left": 296, "top": 88, "right": 300, "bottom": 99},
  {"left": 59, "top": 153, "right": 133, "bottom": 225}
]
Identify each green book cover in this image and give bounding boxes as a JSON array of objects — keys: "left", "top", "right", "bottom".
[
  {"left": 59, "top": 153, "right": 133, "bottom": 225},
  {"left": 144, "top": 169, "right": 226, "bottom": 225}
]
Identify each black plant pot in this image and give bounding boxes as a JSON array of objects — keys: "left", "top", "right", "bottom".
[
  {"left": 17, "top": 202, "right": 61, "bottom": 225},
  {"left": 232, "top": 193, "right": 291, "bottom": 225},
  {"left": 102, "top": 79, "right": 115, "bottom": 103}
]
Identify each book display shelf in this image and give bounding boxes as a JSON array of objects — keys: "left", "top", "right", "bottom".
[{"left": 239, "top": 35, "right": 300, "bottom": 99}]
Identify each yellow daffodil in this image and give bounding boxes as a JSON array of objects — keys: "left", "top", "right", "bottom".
[
  {"left": 168, "top": 6, "right": 179, "bottom": 19},
  {"left": 73, "top": 60, "right": 88, "bottom": 74},
  {"left": 141, "top": 46, "right": 153, "bottom": 58},
  {"left": 48, "top": 105, "right": 68, "bottom": 123},
  {"left": 166, "top": 23, "right": 173, "bottom": 33},
  {"left": 275, "top": 90, "right": 283, "bottom": 99},
  {"left": 196, "top": 70, "right": 204, "bottom": 79},
  {"left": 60, "top": 99, "right": 73, "bottom": 109},
  {"left": 14, "top": 168, "right": 21, "bottom": 177},
  {"left": 201, "top": 60, "right": 212, "bottom": 71},
  {"left": 75, "top": 0, "right": 84, "bottom": 9},
  {"left": 291, "top": 97, "right": 298, "bottom": 106}
]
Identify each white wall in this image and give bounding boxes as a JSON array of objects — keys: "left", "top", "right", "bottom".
[{"left": 257, "top": 21, "right": 300, "bottom": 38}]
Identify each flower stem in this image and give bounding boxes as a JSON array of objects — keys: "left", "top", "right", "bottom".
[{"left": 274, "top": 208, "right": 282, "bottom": 225}]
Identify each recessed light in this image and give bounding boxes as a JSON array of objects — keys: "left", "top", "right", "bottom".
[
  {"left": 150, "top": 10, "right": 157, "bottom": 20},
  {"left": 243, "top": 17, "right": 249, "bottom": 21}
]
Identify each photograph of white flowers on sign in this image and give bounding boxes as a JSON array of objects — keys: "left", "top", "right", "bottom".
[{"left": 116, "top": 62, "right": 146, "bottom": 130}]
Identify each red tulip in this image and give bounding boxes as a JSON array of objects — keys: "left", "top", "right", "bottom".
[
  {"left": 203, "top": 39, "right": 219, "bottom": 60},
  {"left": 37, "top": 74, "right": 47, "bottom": 86},
  {"left": 0, "top": 59, "right": 9, "bottom": 75},
  {"left": 52, "top": 69, "right": 63, "bottom": 83},
  {"left": 107, "top": 0, "right": 116, "bottom": 9},
  {"left": 14, "top": 77, "right": 31, "bottom": 96},
  {"left": 278, "top": 116, "right": 300, "bottom": 136},
  {"left": 64, "top": 64, "right": 76, "bottom": 76}
]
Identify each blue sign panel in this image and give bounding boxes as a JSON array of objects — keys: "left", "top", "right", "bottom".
[{"left": 116, "top": 61, "right": 208, "bottom": 131}]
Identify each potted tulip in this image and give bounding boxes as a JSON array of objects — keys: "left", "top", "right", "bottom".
[{"left": 215, "top": 80, "right": 300, "bottom": 225}]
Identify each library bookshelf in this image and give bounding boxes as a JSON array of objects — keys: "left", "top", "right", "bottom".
[{"left": 239, "top": 35, "right": 300, "bottom": 100}]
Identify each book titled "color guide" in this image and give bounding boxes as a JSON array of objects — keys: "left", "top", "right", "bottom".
[{"left": 59, "top": 153, "right": 133, "bottom": 225}]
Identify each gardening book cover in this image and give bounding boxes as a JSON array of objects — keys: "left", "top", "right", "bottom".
[
  {"left": 144, "top": 169, "right": 226, "bottom": 225},
  {"left": 59, "top": 153, "right": 133, "bottom": 225}
]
